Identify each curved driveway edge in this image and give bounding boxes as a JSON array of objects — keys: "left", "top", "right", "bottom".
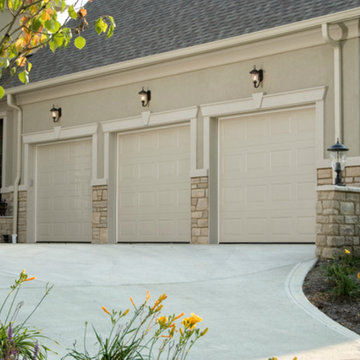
[{"left": 286, "top": 258, "right": 360, "bottom": 342}]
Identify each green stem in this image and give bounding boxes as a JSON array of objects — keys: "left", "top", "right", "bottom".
[
  {"left": 19, "top": 283, "right": 52, "bottom": 328},
  {"left": 4, "top": 285, "right": 21, "bottom": 324}
]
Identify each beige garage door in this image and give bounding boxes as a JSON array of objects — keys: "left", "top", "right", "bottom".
[
  {"left": 36, "top": 139, "right": 92, "bottom": 242},
  {"left": 220, "top": 107, "right": 316, "bottom": 243},
  {"left": 117, "top": 126, "right": 190, "bottom": 242}
]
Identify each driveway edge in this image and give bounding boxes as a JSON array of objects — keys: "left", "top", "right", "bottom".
[{"left": 285, "top": 258, "right": 360, "bottom": 342}]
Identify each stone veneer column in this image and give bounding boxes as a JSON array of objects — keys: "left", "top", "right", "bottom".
[
  {"left": 191, "top": 177, "right": 209, "bottom": 244},
  {"left": 317, "top": 166, "right": 360, "bottom": 187},
  {"left": 316, "top": 186, "right": 360, "bottom": 259},
  {"left": 0, "top": 191, "right": 26, "bottom": 242},
  {"left": 92, "top": 185, "right": 108, "bottom": 244},
  {"left": 2, "top": 192, "right": 13, "bottom": 216},
  {"left": 0, "top": 217, "right": 13, "bottom": 241},
  {"left": 18, "top": 191, "right": 27, "bottom": 243}
]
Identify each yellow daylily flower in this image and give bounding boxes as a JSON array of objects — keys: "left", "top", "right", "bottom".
[
  {"left": 344, "top": 249, "right": 351, "bottom": 255},
  {"left": 157, "top": 316, "right": 168, "bottom": 326},
  {"left": 182, "top": 313, "right": 203, "bottom": 330}
]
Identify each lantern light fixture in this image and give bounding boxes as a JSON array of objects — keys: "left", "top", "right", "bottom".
[
  {"left": 138, "top": 87, "right": 151, "bottom": 107},
  {"left": 327, "top": 138, "right": 349, "bottom": 186},
  {"left": 50, "top": 105, "right": 62, "bottom": 122},
  {"left": 249, "top": 66, "right": 263, "bottom": 88}
]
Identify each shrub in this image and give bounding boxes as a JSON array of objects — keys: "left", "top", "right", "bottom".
[
  {"left": 326, "top": 249, "right": 360, "bottom": 300},
  {"left": 0, "top": 270, "right": 54, "bottom": 360}
]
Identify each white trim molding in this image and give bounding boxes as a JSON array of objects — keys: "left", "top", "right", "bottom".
[
  {"left": 201, "top": 86, "right": 327, "bottom": 117},
  {"left": 201, "top": 86, "right": 327, "bottom": 170},
  {"left": 23, "top": 123, "right": 98, "bottom": 144},
  {"left": 101, "top": 106, "right": 198, "bottom": 133}
]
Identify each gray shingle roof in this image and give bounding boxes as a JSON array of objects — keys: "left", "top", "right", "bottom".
[{"left": 8, "top": 0, "right": 360, "bottom": 86}]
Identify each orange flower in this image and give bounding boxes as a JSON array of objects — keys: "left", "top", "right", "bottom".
[
  {"left": 151, "top": 293, "right": 167, "bottom": 310},
  {"left": 173, "top": 312, "right": 184, "bottom": 321},
  {"left": 146, "top": 290, "right": 150, "bottom": 302},
  {"left": 130, "top": 297, "right": 136, "bottom": 307},
  {"left": 155, "top": 304, "right": 163, "bottom": 312},
  {"left": 357, "top": 272, "right": 360, "bottom": 280},
  {"left": 102, "top": 306, "right": 111, "bottom": 315},
  {"left": 24, "top": 276, "right": 36, "bottom": 282},
  {"left": 123, "top": 308, "right": 130, "bottom": 316}
]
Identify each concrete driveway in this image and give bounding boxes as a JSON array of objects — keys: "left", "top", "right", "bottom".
[{"left": 0, "top": 244, "right": 359, "bottom": 360}]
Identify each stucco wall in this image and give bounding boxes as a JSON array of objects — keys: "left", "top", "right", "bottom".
[
  {"left": 7, "top": 44, "right": 336, "bottom": 183},
  {"left": 1, "top": 23, "right": 360, "bottom": 186}
]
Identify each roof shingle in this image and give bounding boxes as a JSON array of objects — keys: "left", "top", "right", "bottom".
[{"left": 9, "top": 0, "right": 360, "bottom": 85}]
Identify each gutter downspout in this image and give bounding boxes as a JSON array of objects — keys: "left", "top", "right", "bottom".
[
  {"left": 7, "top": 94, "right": 22, "bottom": 244},
  {"left": 322, "top": 22, "right": 348, "bottom": 142}
]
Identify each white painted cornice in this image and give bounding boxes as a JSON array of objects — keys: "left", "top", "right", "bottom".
[
  {"left": 22, "top": 123, "right": 98, "bottom": 144},
  {"left": 102, "top": 106, "right": 198, "bottom": 133},
  {"left": 200, "top": 86, "right": 327, "bottom": 117},
  {"left": 4, "top": 8, "right": 360, "bottom": 103}
]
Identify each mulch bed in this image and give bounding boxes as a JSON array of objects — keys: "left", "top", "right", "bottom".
[{"left": 302, "top": 260, "right": 360, "bottom": 335}]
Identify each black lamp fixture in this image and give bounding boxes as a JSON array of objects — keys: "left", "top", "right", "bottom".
[
  {"left": 138, "top": 87, "right": 151, "bottom": 107},
  {"left": 249, "top": 66, "right": 263, "bottom": 88},
  {"left": 327, "top": 138, "right": 349, "bottom": 186},
  {"left": 50, "top": 105, "right": 62, "bottom": 122}
]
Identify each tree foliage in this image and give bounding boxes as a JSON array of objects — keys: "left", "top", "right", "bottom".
[{"left": 0, "top": 0, "right": 115, "bottom": 97}]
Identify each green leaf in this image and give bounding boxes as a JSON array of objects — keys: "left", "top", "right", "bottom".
[
  {"left": 27, "top": 61, "right": 32, "bottom": 72},
  {"left": 53, "top": 33, "right": 64, "bottom": 47},
  {"left": 74, "top": 36, "right": 86, "bottom": 50},
  {"left": 61, "top": 0, "right": 66, "bottom": 12},
  {"left": 10, "top": 67, "right": 16, "bottom": 76},
  {"left": 18, "top": 70, "right": 29, "bottom": 84},
  {"left": 13, "top": 0, "right": 20, "bottom": 10},
  {"left": 49, "top": 41, "right": 57, "bottom": 53},
  {"left": 0, "top": 86, "right": 5, "bottom": 99},
  {"left": 45, "top": 20, "right": 61, "bottom": 33},
  {"left": 30, "top": 18, "right": 43, "bottom": 32},
  {"left": 68, "top": 5, "right": 77, "bottom": 20},
  {"left": 95, "top": 18, "right": 108, "bottom": 35}
]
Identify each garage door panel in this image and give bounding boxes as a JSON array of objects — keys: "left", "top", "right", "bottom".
[
  {"left": 118, "top": 126, "right": 190, "bottom": 243},
  {"left": 36, "top": 140, "right": 92, "bottom": 243},
  {"left": 220, "top": 108, "right": 316, "bottom": 243}
]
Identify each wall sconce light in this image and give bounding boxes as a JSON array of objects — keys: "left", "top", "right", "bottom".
[
  {"left": 138, "top": 87, "right": 151, "bottom": 107},
  {"left": 327, "top": 138, "right": 349, "bottom": 186},
  {"left": 249, "top": 66, "right": 263, "bottom": 88},
  {"left": 50, "top": 105, "right": 62, "bottom": 122}
]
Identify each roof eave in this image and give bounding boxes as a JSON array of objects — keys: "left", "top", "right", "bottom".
[{"left": 6, "top": 6, "right": 360, "bottom": 95}]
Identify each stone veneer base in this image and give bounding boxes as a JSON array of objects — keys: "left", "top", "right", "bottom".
[
  {"left": 316, "top": 185, "right": 360, "bottom": 259},
  {"left": 191, "top": 177, "right": 209, "bottom": 244},
  {"left": 92, "top": 185, "right": 108, "bottom": 244}
]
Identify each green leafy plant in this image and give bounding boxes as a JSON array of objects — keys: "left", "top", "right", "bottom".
[
  {"left": 0, "top": 269, "right": 54, "bottom": 360},
  {"left": 64, "top": 291, "right": 208, "bottom": 360},
  {"left": 326, "top": 249, "right": 360, "bottom": 300},
  {"left": 0, "top": 0, "right": 116, "bottom": 97}
]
